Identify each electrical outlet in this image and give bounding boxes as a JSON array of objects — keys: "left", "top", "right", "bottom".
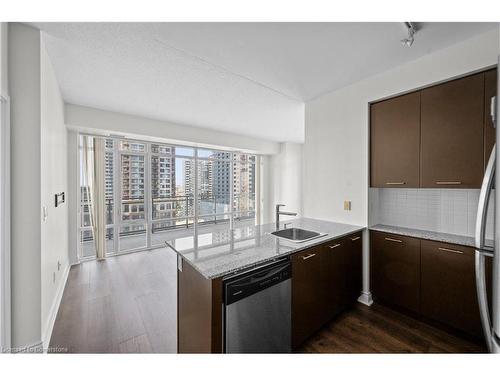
[{"left": 344, "top": 200, "right": 351, "bottom": 211}]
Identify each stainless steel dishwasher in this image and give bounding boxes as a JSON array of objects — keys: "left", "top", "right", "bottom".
[{"left": 223, "top": 258, "right": 292, "bottom": 353}]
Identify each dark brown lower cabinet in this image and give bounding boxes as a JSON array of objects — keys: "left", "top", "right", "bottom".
[
  {"left": 420, "top": 240, "right": 483, "bottom": 338},
  {"left": 347, "top": 233, "right": 363, "bottom": 303},
  {"left": 292, "top": 245, "right": 324, "bottom": 348},
  {"left": 371, "top": 231, "right": 493, "bottom": 340},
  {"left": 371, "top": 231, "right": 421, "bottom": 313},
  {"left": 321, "top": 237, "right": 346, "bottom": 322},
  {"left": 293, "top": 232, "right": 363, "bottom": 348}
]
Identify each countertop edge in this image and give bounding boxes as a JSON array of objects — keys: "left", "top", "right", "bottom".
[{"left": 174, "top": 224, "right": 366, "bottom": 280}]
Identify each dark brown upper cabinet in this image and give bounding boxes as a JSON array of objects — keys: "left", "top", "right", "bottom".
[
  {"left": 420, "top": 73, "right": 485, "bottom": 188},
  {"left": 484, "top": 69, "right": 497, "bottom": 170},
  {"left": 370, "top": 92, "right": 421, "bottom": 188},
  {"left": 370, "top": 69, "right": 497, "bottom": 189}
]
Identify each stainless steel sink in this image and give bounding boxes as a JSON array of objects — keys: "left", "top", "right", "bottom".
[{"left": 271, "top": 228, "right": 327, "bottom": 243}]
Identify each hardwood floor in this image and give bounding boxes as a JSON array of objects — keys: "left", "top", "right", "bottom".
[
  {"left": 51, "top": 248, "right": 486, "bottom": 354},
  {"left": 299, "top": 303, "right": 487, "bottom": 353},
  {"left": 49, "top": 247, "right": 178, "bottom": 353}
]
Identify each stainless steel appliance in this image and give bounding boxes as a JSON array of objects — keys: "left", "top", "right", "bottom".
[
  {"left": 224, "top": 258, "right": 291, "bottom": 353},
  {"left": 475, "top": 56, "right": 500, "bottom": 353}
]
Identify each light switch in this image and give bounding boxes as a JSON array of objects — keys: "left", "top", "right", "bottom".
[{"left": 344, "top": 201, "right": 351, "bottom": 211}]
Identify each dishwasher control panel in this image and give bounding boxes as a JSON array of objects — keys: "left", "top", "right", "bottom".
[{"left": 224, "top": 260, "right": 291, "bottom": 306}]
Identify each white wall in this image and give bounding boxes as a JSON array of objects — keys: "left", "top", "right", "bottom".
[
  {"left": 264, "top": 143, "right": 303, "bottom": 224},
  {"left": 8, "top": 23, "right": 69, "bottom": 351},
  {"left": 0, "top": 23, "right": 7, "bottom": 95},
  {"left": 65, "top": 103, "right": 280, "bottom": 155},
  {"left": 303, "top": 29, "right": 500, "bottom": 227},
  {"left": 0, "top": 21, "right": 11, "bottom": 352},
  {"left": 40, "top": 37, "right": 69, "bottom": 349},
  {"left": 9, "top": 22, "right": 42, "bottom": 350}
]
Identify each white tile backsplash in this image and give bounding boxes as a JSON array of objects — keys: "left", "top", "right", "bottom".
[{"left": 371, "top": 188, "right": 495, "bottom": 239}]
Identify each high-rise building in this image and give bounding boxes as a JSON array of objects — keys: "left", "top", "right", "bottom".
[
  {"left": 120, "top": 153, "right": 146, "bottom": 221},
  {"left": 210, "top": 153, "right": 256, "bottom": 214},
  {"left": 213, "top": 152, "right": 232, "bottom": 206},
  {"left": 104, "top": 148, "right": 114, "bottom": 224},
  {"left": 232, "top": 155, "right": 256, "bottom": 213},
  {"left": 151, "top": 146, "right": 176, "bottom": 221},
  {"left": 184, "top": 158, "right": 213, "bottom": 215}
]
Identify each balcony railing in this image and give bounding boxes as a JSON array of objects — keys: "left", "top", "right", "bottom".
[{"left": 82, "top": 194, "right": 255, "bottom": 242}]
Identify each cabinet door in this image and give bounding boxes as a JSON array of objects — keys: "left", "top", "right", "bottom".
[
  {"left": 370, "top": 92, "right": 421, "bottom": 188},
  {"left": 420, "top": 240, "right": 483, "bottom": 337},
  {"left": 421, "top": 74, "right": 484, "bottom": 188},
  {"left": 346, "top": 232, "right": 363, "bottom": 303},
  {"left": 484, "top": 69, "right": 497, "bottom": 170},
  {"left": 370, "top": 231, "right": 420, "bottom": 313},
  {"left": 321, "top": 238, "right": 347, "bottom": 322},
  {"left": 321, "top": 232, "right": 363, "bottom": 323},
  {"left": 292, "top": 245, "right": 323, "bottom": 348}
]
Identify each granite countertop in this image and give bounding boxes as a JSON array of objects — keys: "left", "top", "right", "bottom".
[
  {"left": 165, "top": 217, "right": 364, "bottom": 279},
  {"left": 369, "top": 224, "right": 488, "bottom": 248}
]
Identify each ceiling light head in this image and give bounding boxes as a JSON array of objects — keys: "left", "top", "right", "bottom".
[{"left": 401, "top": 22, "right": 418, "bottom": 47}]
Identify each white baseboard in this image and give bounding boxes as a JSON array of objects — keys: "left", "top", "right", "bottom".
[
  {"left": 41, "top": 264, "right": 70, "bottom": 351},
  {"left": 357, "top": 291, "right": 374, "bottom": 306}
]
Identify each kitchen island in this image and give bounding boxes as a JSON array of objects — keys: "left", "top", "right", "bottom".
[{"left": 166, "top": 217, "right": 364, "bottom": 353}]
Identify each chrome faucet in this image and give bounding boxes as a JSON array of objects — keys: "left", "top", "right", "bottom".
[{"left": 276, "top": 204, "right": 297, "bottom": 231}]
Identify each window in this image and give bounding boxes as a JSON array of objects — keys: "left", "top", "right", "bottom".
[{"left": 78, "top": 135, "right": 259, "bottom": 259}]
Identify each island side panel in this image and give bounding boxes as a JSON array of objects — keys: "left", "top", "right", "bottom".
[
  {"left": 177, "top": 258, "right": 223, "bottom": 353},
  {"left": 210, "top": 277, "right": 223, "bottom": 353}
]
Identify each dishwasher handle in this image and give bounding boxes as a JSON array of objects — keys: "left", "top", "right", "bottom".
[{"left": 224, "top": 262, "right": 291, "bottom": 305}]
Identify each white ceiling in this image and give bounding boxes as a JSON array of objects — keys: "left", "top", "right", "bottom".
[{"left": 32, "top": 22, "right": 497, "bottom": 143}]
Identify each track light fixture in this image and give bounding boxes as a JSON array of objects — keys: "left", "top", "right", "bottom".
[{"left": 401, "top": 22, "right": 417, "bottom": 47}]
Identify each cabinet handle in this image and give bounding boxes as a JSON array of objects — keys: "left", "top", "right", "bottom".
[
  {"left": 437, "top": 247, "right": 463, "bottom": 254},
  {"left": 351, "top": 236, "right": 361, "bottom": 241},
  {"left": 328, "top": 243, "right": 341, "bottom": 249},
  {"left": 435, "top": 181, "right": 462, "bottom": 185},
  {"left": 385, "top": 237, "right": 403, "bottom": 243},
  {"left": 386, "top": 182, "right": 406, "bottom": 185},
  {"left": 301, "top": 253, "right": 317, "bottom": 260}
]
